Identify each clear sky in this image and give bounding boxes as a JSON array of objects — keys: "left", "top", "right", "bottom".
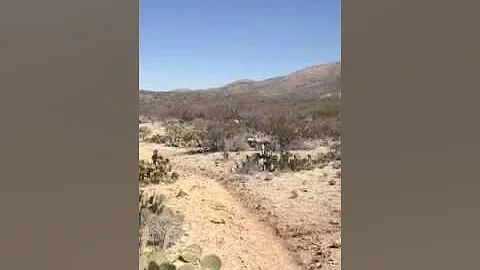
[{"left": 140, "top": 0, "right": 340, "bottom": 91}]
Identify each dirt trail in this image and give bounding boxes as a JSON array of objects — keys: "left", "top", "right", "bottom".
[{"left": 140, "top": 142, "right": 302, "bottom": 270}]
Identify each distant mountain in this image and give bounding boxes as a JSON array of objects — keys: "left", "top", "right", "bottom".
[
  {"left": 140, "top": 62, "right": 340, "bottom": 120},
  {"left": 211, "top": 61, "right": 340, "bottom": 98},
  {"left": 171, "top": 88, "right": 193, "bottom": 92}
]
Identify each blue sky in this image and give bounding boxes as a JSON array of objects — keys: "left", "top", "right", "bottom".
[{"left": 140, "top": 0, "right": 340, "bottom": 91}]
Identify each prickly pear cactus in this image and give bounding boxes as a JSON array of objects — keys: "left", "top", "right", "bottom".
[
  {"left": 158, "top": 262, "right": 177, "bottom": 270},
  {"left": 141, "top": 249, "right": 177, "bottom": 270},
  {"left": 139, "top": 191, "right": 167, "bottom": 216},
  {"left": 200, "top": 254, "right": 222, "bottom": 270},
  {"left": 177, "top": 265, "right": 195, "bottom": 270},
  {"left": 180, "top": 244, "right": 203, "bottom": 263},
  {"left": 139, "top": 150, "right": 180, "bottom": 185},
  {"left": 141, "top": 240, "right": 221, "bottom": 270},
  {"left": 140, "top": 255, "right": 150, "bottom": 270},
  {"left": 149, "top": 250, "right": 170, "bottom": 265},
  {"left": 147, "top": 261, "right": 177, "bottom": 270},
  {"left": 147, "top": 261, "right": 161, "bottom": 270}
]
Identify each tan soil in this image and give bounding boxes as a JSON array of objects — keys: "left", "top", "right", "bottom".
[{"left": 139, "top": 123, "right": 341, "bottom": 270}]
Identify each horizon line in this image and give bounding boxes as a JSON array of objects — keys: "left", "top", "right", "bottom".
[{"left": 140, "top": 60, "right": 341, "bottom": 92}]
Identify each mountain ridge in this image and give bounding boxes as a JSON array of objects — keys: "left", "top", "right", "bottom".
[
  {"left": 140, "top": 61, "right": 341, "bottom": 121},
  {"left": 140, "top": 61, "right": 340, "bottom": 95}
]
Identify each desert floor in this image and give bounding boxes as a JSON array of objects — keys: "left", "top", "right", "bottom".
[{"left": 139, "top": 123, "right": 341, "bottom": 270}]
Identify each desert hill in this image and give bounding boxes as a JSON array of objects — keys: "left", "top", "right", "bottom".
[{"left": 139, "top": 61, "right": 340, "bottom": 125}]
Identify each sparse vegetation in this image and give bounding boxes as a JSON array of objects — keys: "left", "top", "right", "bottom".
[
  {"left": 139, "top": 190, "right": 184, "bottom": 251},
  {"left": 140, "top": 96, "right": 340, "bottom": 152},
  {"left": 140, "top": 245, "right": 222, "bottom": 270},
  {"left": 138, "top": 62, "right": 341, "bottom": 270},
  {"left": 139, "top": 150, "right": 179, "bottom": 184},
  {"left": 140, "top": 64, "right": 340, "bottom": 151},
  {"left": 234, "top": 142, "right": 341, "bottom": 174},
  {"left": 195, "top": 120, "right": 247, "bottom": 152},
  {"left": 139, "top": 151, "right": 222, "bottom": 270},
  {"left": 139, "top": 122, "right": 341, "bottom": 269},
  {"left": 163, "top": 122, "right": 200, "bottom": 148},
  {"left": 312, "top": 98, "right": 341, "bottom": 118},
  {"left": 140, "top": 126, "right": 153, "bottom": 140},
  {"left": 146, "top": 134, "right": 167, "bottom": 144}
]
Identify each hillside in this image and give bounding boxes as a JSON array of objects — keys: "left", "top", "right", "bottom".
[{"left": 139, "top": 62, "right": 341, "bottom": 122}]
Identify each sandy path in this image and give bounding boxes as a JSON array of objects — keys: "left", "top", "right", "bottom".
[
  {"left": 140, "top": 141, "right": 341, "bottom": 270},
  {"left": 140, "top": 142, "right": 301, "bottom": 270}
]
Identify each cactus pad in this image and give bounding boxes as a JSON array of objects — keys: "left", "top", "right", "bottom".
[
  {"left": 177, "top": 265, "right": 195, "bottom": 270},
  {"left": 200, "top": 254, "right": 222, "bottom": 270},
  {"left": 147, "top": 261, "right": 161, "bottom": 270},
  {"left": 180, "top": 244, "right": 203, "bottom": 262},
  {"left": 158, "top": 262, "right": 177, "bottom": 270}
]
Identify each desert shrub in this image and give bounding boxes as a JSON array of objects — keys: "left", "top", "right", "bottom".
[
  {"left": 198, "top": 122, "right": 225, "bottom": 151},
  {"left": 224, "top": 133, "right": 250, "bottom": 152},
  {"left": 298, "top": 117, "right": 340, "bottom": 141},
  {"left": 234, "top": 150, "right": 316, "bottom": 174},
  {"left": 316, "top": 144, "right": 341, "bottom": 164},
  {"left": 266, "top": 113, "right": 300, "bottom": 150},
  {"left": 139, "top": 150, "right": 179, "bottom": 184},
  {"left": 139, "top": 190, "right": 167, "bottom": 216},
  {"left": 194, "top": 121, "right": 245, "bottom": 152},
  {"left": 142, "top": 93, "right": 341, "bottom": 149},
  {"left": 234, "top": 143, "right": 341, "bottom": 175},
  {"left": 301, "top": 98, "right": 341, "bottom": 140},
  {"left": 284, "top": 139, "right": 317, "bottom": 150},
  {"left": 312, "top": 98, "right": 341, "bottom": 118},
  {"left": 140, "top": 126, "right": 153, "bottom": 140},
  {"left": 330, "top": 141, "right": 341, "bottom": 152},
  {"left": 141, "top": 93, "right": 341, "bottom": 153},
  {"left": 234, "top": 155, "right": 259, "bottom": 174},
  {"left": 145, "top": 134, "right": 167, "bottom": 144},
  {"left": 139, "top": 190, "right": 184, "bottom": 251},
  {"left": 167, "top": 103, "right": 206, "bottom": 122},
  {"left": 164, "top": 122, "right": 200, "bottom": 147}
]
